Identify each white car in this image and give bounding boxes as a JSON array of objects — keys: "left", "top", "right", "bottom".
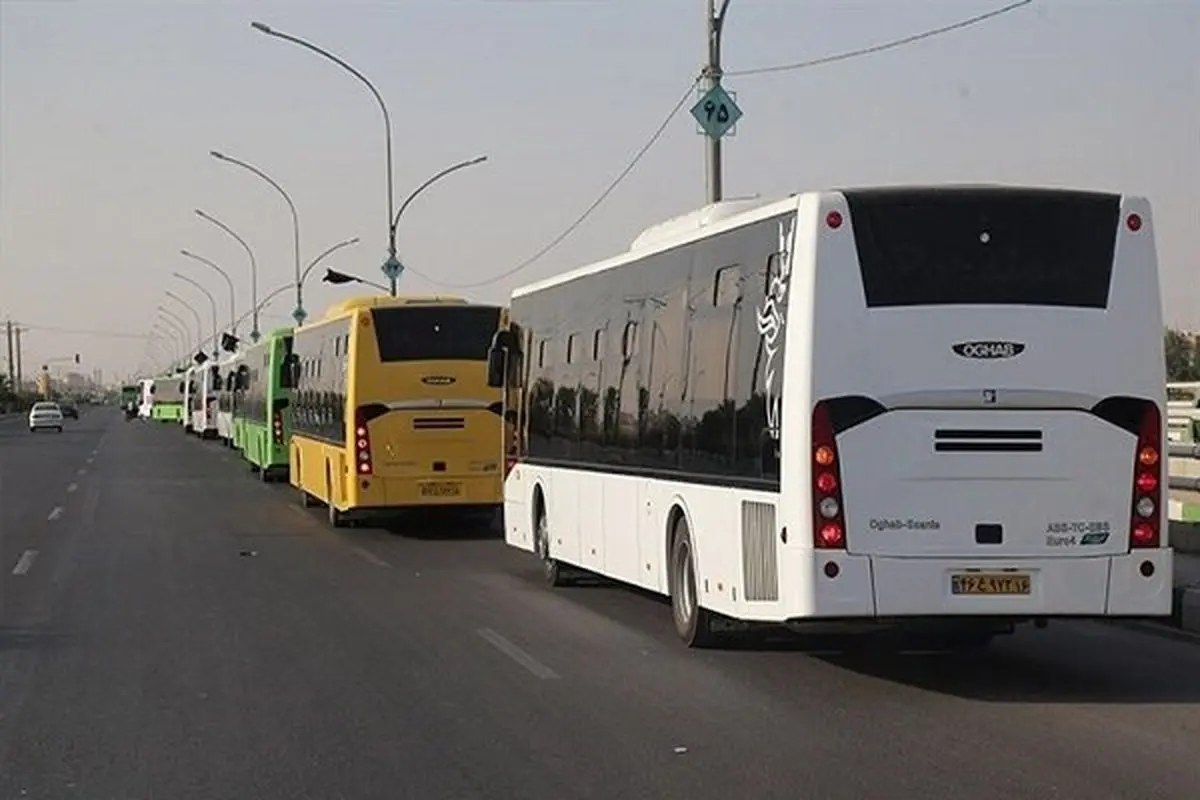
[{"left": 29, "top": 401, "right": 65, "bottom": 433}]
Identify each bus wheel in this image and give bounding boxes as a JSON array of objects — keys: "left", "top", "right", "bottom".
[
  {"left": 534, "top": 508, "right": 569, "bottom": 587},
  {"left": 668, "top": 518, "right": 718, "bottom": 648}
]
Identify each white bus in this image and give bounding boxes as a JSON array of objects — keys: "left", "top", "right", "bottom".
[
  {"left": 492, "top": 185, "right": 1173, "bottom": 648},
  {"left": 189, "top": 360, "right": 219, "bottom": 439},
  {"left": 138, "top": 378, "right": 155, "bottom": 419},
  {"left": 215, "top": 351, "right": 242, "bottom": 446}
]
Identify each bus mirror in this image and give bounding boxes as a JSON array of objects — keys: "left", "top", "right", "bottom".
[
  {"left": 280, "top": 353, "right": 300, "bottom": 389},
  {"left": 486, "top": 346, "right": 506, "bottom": 388}
]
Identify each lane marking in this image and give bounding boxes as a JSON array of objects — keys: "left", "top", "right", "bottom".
[
  {"left": 476, "top": 628, "right": 560, "bottom": 680},
  {"left": 350, "top": 545, "right": 391, "bottom": 568},
  {"left": 12, "top": 550, "right": 38, "bottom": 575},
  {"left": 48, "top": 506, "right": 64, "bottom": 521},
  {"left": 86, "top": 457, "right": 94, "bottom": 464},
  {"left": 67, "top": 483, "right": 78, "bottom": 493},
  {"left": 77, "top": 468, "right": 87, "bottom": 476}
]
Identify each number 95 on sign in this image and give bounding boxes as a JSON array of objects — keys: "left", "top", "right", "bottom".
[{"left": 691, "top": 84, "right": 743, "bottom": 141}]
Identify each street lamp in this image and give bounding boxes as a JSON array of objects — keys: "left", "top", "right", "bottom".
[
  {"left": 209, "top": 150, "right": 304, "bottom": 324},
  {"left": 301, "top": 236, "right": 360, "bottom": 285},
  {"left": 180, "top": 249, "right": 237, "bottom": 337},
  {"left": 195, "top": 209, "right": 260, "bottom": 342},
  {"left": 323, "top": 268, "right": 388, "bottom": 293},
  {"left": 249, "top": 21, "right": 401, "bottom": 295},
  {"left": 388, "top": 156, "right": 487, "bottom": 285},
  {"left": 165, "top": 289, "right": 210, "bottom": 362},
  {"left": 157, "top": 307, "right": 193, "bottom": 357},
  {"left": 163, "top": 291, "right": 206, "bottom": 362},
  {"left": 171, "top": 273, "right": 220, "bottom": 358}
]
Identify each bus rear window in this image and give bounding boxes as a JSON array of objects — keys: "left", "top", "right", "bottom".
[
  {"left": 370, "top": 306, "right": 500, "bottom": 362},
  {"left": 844, "top": 187, "right": 1120, "bottom": 309}
]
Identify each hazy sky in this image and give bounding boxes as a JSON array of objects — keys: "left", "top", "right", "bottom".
[{"left": 1, "top": 0, "right": 1197, "bottom": 381}]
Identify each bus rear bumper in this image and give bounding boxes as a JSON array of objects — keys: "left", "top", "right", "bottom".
[{"left": 811, "top": 550, "right": 1174, "bottom": 619}]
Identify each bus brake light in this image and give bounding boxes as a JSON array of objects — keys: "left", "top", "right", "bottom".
[
  {"left": 354, "top": 412, "right": 374, "bottom": 476},
  {"left": 1129, "top": 403, "right": 1161, "bottom": 549},
  {"left": 272, "top": 411, "right": 284, "bottom": 445},
  {"left": 812, "top": 401, "right": 847, "bottom": 550}
]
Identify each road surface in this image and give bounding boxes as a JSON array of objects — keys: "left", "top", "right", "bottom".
[{"left": 2, "top": 409, "right": 1198, "bottom": 799}]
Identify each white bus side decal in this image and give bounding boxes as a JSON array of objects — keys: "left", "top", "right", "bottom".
[{"left": 755, "top": 217, "right": 796, "bottom": 440}]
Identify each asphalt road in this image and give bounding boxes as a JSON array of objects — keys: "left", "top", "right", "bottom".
[{"left": 1, "top": 408, "right": 1199, "bottom": 799}]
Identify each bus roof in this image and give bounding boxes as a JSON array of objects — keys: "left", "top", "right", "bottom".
[
  {"left": 511, "top": 183, "right": 1132, "bottom": 299},
  {"left": 513, "top": 195, "right": 798, "bottom": 298},
  {"left": 317, "top": 295, "right": 472, "bottom": 319}
]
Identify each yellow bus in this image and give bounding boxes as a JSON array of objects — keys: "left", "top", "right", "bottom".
[{"left": 287, "top": 295, "right": 521, "bottom": 528}]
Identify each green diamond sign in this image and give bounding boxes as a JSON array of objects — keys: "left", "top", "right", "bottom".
[{"left": 691, "top": 84, "right": 742, "bottom": 141}]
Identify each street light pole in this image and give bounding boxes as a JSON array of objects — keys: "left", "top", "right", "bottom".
[
  {"left": 171, "top": 274, "right": 220, "bottom": 358},
  {"left": 249, "top": 22, "right": 400, "bottom": 296},
  {"left": 389, "top": 156, "right": 487, "bottom": 284},
  {"left": 163, "top": 297, "right": 202, "bottom": 359},
  {"left": 180, "top": 249, "right": 237, "bottom": 337},
  {"left": 157, "top": 307, "right": 193, "bottom": 357},
  {"left": 703, "top": 0, "right": 733, "bottom": 204},
  {"left": 164, "top": 291, "right": 205, "bottom": 361},
  {"left": 195, "top": 209, "right": 260, "bottom": 342},
  {"left": 151, "top": 325, "right": 181, "bottom": 365},
  {"left": 300, "top": 236, "right": 360, "bottom": 284},
  {"left": 209, "top": 150, "right": 304, "bottom": 324}
]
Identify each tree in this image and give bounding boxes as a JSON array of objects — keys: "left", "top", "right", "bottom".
[{"left": 1165, "top": 328, "right": 1200, "bottom": 382}]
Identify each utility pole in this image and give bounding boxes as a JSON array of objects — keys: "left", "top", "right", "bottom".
[
  {"left": 14, "top": 326, "right": 24, "bottom": 389},
  {"left": 5, "top": 320, "right": 14, "bottom": 389},
  {"left": 702, "top": 0, "right": 733, "bottom": 204}
]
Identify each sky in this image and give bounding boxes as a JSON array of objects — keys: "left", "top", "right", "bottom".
[{"left": 1, "top": 0, "right": 1197, "bottom": 383}]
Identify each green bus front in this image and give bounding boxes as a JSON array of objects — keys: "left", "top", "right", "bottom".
[
  {"left": 234, "top": 327, "right": 293, "bottom": 480},
  {"left": 150, "top": 375, "right": 185, "bottom": 422}
]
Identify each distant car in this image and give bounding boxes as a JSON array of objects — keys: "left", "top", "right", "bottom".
[
  {"left": 60, "top": 404, "right": 79, "bottom": 419},
  {"left": 29, "top": 402, "right": 64, "bottom": 433}
]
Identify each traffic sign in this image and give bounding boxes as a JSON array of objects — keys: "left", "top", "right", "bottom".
[
  {"left": 381, "top": 255, "right": 404, "bottom": 281},
  {"left": 691, "top": 84, "right": 742, "bottom": 141}
]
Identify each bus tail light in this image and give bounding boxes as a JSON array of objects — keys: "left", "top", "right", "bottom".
[
  {"left": 354, "top": 409, "right": 374, "bottom": 476},
  {"left": 272, "top": 410, "right": 284, "bottom": 445},
  {"left": 812, "top": 401, "right": 847, "bottom": 550},
  {"left": 1129, "top": 402, "right": 1161, "bottom": 549}
]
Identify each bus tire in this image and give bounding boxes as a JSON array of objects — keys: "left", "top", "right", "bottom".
[
  {"left": 534, "top": 506, "right": 569, "bottom": 587},
  {"left": 668, "top": 517, "right": 718, "bottom": 648}
]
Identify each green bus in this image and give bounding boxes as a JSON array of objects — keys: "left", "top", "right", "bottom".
[
  {"left": 120, "top": 384, "right": 139, "bottom": 413},
  {"left": 234, "top": 326, "right": 294, "bottom": 481},
  {"left": 150, "top": 374, "right": 186, "bottom": 422}
]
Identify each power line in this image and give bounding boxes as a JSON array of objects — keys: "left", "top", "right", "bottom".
[
  {"left": 420, "top": 0, "right": 1035, "bottom": 292},
  {"left": 406, "top": 77, "right": 701, "bottom": 290},
  {"left": 13, "top": 323, "right": 151, "bottom": 340},
  {"left": 727, "top": 0, "right": 1034, "bottom": 77}
]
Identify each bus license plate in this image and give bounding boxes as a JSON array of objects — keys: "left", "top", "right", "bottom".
[
  {"left": 419, "top": 481, "right": 463, "bottom": 498},
  {"left": 951, "top": 573, "right": 1031, "bottom": 596}
]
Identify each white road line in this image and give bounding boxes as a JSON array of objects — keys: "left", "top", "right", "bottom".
[
  {"left": 47, "top": 506, "right": 64, "bottom": 521},
  {"left": 86, "top": 457, "right": 94, "bottom": 464},
  {"left": 67, "top": 483, "right": 78, "bottom": 493},
  {"left": 12, "top": 550, "right": 38, "bottom": 575},
  {"left": 77, "top": 468, "right": 87, "bottom": 476},
  {"left": 476, "top": 628, "right": 560, "bottom": 680},
  {"left": 350, "top": 545, "right": 391, "bottom": 568}
]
